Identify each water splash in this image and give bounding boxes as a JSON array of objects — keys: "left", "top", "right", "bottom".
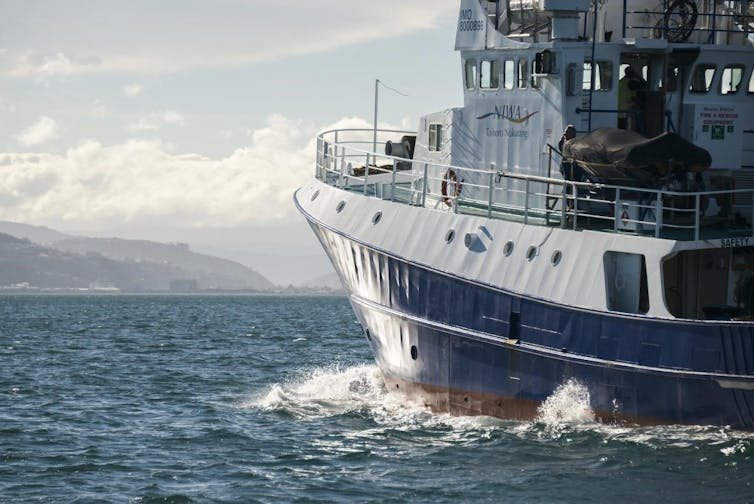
[
  {"left": 247, "top": 364, "right": 505, "bottom": 436},
  {"left": 535, "top": 378, "right": 595, "bottom": 426},
  {"left": 250, "top": 367, "right": 754, "bottom": 454},
  {"left": 250, "top": 364, "right": 390, "bottom": 419}
]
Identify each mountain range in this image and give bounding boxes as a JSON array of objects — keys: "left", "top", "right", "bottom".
[{"left": 0, "top": 221, "right": 276, "bottom": 292}]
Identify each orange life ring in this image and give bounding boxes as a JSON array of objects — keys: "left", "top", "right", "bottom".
[{"left": 441, "top": 169, "right": 462, "bottom": 207}]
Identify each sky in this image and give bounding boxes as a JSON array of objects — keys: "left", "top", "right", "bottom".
[{"left": 0, "top": 0, "right": 463, "bottom": 285}]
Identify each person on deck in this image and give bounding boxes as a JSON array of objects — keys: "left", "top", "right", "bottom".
[
  {"left": 558, "top": 125, "right": 577, "bottom": 180},
  {"left": 618, "top": 66, "right": 646, "bottom": 132},
  {"left": 558, "top": 125, "right": 581, "bottom": 211}
]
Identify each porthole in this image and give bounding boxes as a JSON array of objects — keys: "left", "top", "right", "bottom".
[
  {"left": 336, "top": 200, "right": 346, "bottom": 213},
  {"left": 526, "top": 246, "right": 538, "bottom": 261},
  {"left": 445, "top": 229, "right": 455, "bottom": 243},
  {"left": 372, "top": 211, "right": 382, "bottom": 225},
  {"left": 551, "top": 250, "right": 562, "bottom": 266},
  {"left": 503, "top": 241, "right": 514, "bottom": 257},
  {"left": 310, "top": 190, "right": 320, "bottom": 201},
  {"left": 410, "top": 345, "right": 418, "bottom": 360}
]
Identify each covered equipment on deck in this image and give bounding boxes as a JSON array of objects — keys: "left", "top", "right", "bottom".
[{"left": 561, "top": 128, "right": 712, "bottom": 187}]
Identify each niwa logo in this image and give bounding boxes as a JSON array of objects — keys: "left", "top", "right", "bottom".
[{"left": 477, "top": 105, "right": 538, "bottom": 124}]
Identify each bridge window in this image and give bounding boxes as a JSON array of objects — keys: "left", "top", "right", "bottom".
[
  {"left": 428, "top": 123, "right": 442, "bottom": 152},
  {"left": 583, "top": 61, "right": 613, "bottom": 91},
  {"left": 480, "top": 60, "right": 500, "bottom": 89},
  {"left": 503, "top": 59, "right": 515, "bottom": 90},
  {"left": 689, "top": 64, "right": 716, "bottom": 93},
  {"left": 720, "top": 65, "right": 745, "bottom": 95},
  {"left": 518, "top": 58, "right": 528, "bottom": 89},
  {"left": 464, "top": 59, "right": 477, "bottom": 90}
]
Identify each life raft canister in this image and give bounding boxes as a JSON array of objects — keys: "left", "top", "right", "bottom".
[{"left": 441, "top": 169, "right": 462, "bottom": 207}]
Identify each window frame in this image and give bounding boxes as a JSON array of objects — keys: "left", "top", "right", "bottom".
[
  {"left": 689, "top": 63, "right": 717, "bottom": 94},
  {"left": 603, "top": 251, "right": 649, "bottom": 314},
  {"left": 503, "top": 59, "right": 516, "bottom": 90},
  {"left": 518, "top": 58, "right": 528, "bottom": 89},
  {"left": 583, "top": 60, "right": 614, "bottom": 92},
  {"left": 464, "top": 59, "right": 477, "bottom": 90},
  {"left": 480, "top": 59, "right": 500, "bottom": 90},
  {"left": 428, "top": 123, "right": 443, "bottom": 152},
  {"left": 720, "top": 64, "right": 745, "bottom": 95}
]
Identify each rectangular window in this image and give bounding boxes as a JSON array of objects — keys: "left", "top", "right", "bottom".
[
  {"left": 428, "top": 123, "right": 442, "bottom": 152},
  {"left": 749, "top": 69, "right": 754, "bottom": 94},
  {"left": 604, "top": 252, "right": 649, "bottom": 314},
  {"left": 583, "top": 61, "right": 613, "bottom": 91},
  {"left": 566, "top": 63, "right": 578, "bottom": 95},
  {"left": 518, "top": 58, "right": 528, "bottom": 88},
  {"left": 503, "top": 59, "right": 515, "bottom": 90},
  {"left": 464, "top": 60, "right": 477, "bottom": 90},
  {"left": 666, "top": 65, "right": 680, "bottom": 92},
  {"left": 689, "top": 64, "right": 716, "bottom": 93},
  {"left": 720, "top": 65, "right": 745, "bottom": 94},
  {"left": 480, "top": 60, "right": 500, "bottom": 89}
]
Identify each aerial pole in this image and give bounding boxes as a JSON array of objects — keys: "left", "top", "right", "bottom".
[
  {"left": 587, "top": 0, "right": 598, "bottom": 132},
  {"left": 373, "top": 79, "right": 380, "bottom": 155}
]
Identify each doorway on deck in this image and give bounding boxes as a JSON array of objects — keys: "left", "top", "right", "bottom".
[{"left": 618, "top": 53, "right": 667, "bottom": 137}]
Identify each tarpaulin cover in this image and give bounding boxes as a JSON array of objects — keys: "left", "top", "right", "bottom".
[{"left": 562, "top": 128, "right": 712, "bottom": 172}]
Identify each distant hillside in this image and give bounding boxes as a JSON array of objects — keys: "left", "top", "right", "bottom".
[
  {"left": 52, "top": 237, "right": 273, "bottom": 290},
  {"left": 0, "top": 221, "right": 276, "bottom": 291},
  {"left": 0, "top": 232, "right": 188, "bottom": 291},
  {"left": 0, "top": 221, "right": 72, "bottom": 245}
]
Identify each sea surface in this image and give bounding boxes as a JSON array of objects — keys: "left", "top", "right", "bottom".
[{"left": 1, "top": 294, "right": 752, "bottom": 503}]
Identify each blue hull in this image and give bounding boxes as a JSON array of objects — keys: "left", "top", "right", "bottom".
[{"left": 304, "top": 215, "right": 754, "bottom": 430}]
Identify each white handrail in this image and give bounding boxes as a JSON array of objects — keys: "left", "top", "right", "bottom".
[{"left": 316, "top": 128, "right": 754, "bottom": 241}]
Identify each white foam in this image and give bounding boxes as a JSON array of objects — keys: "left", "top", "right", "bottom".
[
  {"left": 249, "top": 364, "right": 388, "bottom": 419},
  {"left": 247, "top": 367, "right": 754, "bottom": 451},
  {"left": 535, "top": 378, "right": 596, "bottom": 426},
  {"left": 246, "top": 364, "right": 506, "bottom": 436}
]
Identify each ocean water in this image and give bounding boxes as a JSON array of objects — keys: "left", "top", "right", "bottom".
[{"left": 0, "top": 294, "right": 752, "bottom": 503}]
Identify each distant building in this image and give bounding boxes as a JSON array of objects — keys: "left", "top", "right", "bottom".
[
  {"left": 169, "top": 279, "right": 197, "bottom": 292},
  {"left": 88, "top": 281, "right": 119, "bottom": 292}
]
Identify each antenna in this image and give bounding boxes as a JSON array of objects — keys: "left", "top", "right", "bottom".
[{"left": 372, "top": 80, "right": 408, "bottom": 154}]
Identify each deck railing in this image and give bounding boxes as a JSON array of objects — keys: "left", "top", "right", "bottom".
[
  {"left": 316, "top": 128, "right": 754, "bottom": 242},
  {"left": 622, "top": 0, "right": 754, "bottom": 44}
]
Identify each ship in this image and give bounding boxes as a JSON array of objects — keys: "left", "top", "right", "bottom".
[{"left": 294, "top": 0, "right": 754, "bottom": 429}]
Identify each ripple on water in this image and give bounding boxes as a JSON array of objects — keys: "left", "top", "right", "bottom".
[{"left": 1, "top": 295, "right": 753, "bottom": 503}]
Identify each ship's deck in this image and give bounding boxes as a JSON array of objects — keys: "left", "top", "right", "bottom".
[{"left": 317, "top": 128, "right": 754, "bottom": 243}]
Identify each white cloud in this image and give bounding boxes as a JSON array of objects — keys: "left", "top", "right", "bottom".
[
  {"left": 16, "top": 116, "right": 60, "bottom": 147},
  {"left": 9, "top": 52, "right": 100, "bottom": 79},
  {"left": 35, "top": 52, "right": 73, "bottom": 76},
  {"left": 2, "top": 0, "right": 458, "bottom": 75},
  {"left": 123, "top": 83, "right": 143, "bottom": 97},
  {"left": 0, "top": 114, "right": 387, "bottom": 230},
  {"left": 129, "top": 111, "right": 185, "bottom": 132}
]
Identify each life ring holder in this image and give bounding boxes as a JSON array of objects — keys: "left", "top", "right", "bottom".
[{"left": 441, "top": 169, "right": 462, "bottom": 207}]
